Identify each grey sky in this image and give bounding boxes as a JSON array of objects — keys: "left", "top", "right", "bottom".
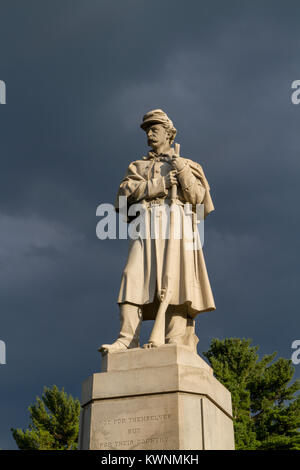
[{"left": 1, "top": 0, "right": 300, "bottom": 449}]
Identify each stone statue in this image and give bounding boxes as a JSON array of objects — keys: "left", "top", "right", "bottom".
[{"left": 99, "top": 109, "right": 215, "bottom": 355}]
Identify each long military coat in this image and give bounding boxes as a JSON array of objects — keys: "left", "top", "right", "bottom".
[{"left": 115, "top": 148, "right": 216, "bottom": 320}]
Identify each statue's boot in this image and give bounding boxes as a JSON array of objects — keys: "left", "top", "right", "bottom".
[
  {"left": 165, "top": 310, "right": 199, "bottom": 354},
  {"left": 99, "top": 303, "right": 142, "bottom": 355}
]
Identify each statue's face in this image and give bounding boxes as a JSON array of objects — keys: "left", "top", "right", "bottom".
[{"left": 146, "top": 123, "right": 170, "bottom": 150}]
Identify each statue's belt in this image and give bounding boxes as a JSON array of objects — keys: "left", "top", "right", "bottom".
[{"left": 141, "top": 197, "right": 185, "bottom": 208}]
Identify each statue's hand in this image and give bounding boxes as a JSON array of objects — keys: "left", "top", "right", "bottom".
[
  {"left": 164, "top": 170, "right": 178, "bottom": 189},
  {"left": 171, "top": 155, "right": 186, "bottom": 172}
]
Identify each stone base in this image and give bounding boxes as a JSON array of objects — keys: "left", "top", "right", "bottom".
[{"left": 78, "top": 344, "right": 235, "bottom": 450}]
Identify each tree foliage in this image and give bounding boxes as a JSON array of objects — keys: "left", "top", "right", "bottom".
[
  {"left": 203, "top": 338, "right": 300, "bottom": 450},
  {"left": 11, "top": 385, "right": 81, "bottom": 450}
]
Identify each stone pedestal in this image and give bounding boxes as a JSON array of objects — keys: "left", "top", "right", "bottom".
[{"left": 78, "top": 344, "right": 235, "bottom": 450}]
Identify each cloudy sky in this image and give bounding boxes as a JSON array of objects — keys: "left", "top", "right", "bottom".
[{"left": 1, "top": 0, "right": 300, "bottom": 449}]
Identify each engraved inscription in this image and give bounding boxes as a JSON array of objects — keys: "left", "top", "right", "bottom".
[
  {"left": 128, "top": 428, "right": 140, "bottom": 434},
  {"left": 97, "top": 437, "right": 169, "bottom": 449},
  {"left": 99, "top": 413, "right": 171, "bottom": 426},
  {"left": 91, "top": 395, "right": 178, "bottom": 450},
  {"left": 96, "top": 413, "right": 172, "bottom": 446}
]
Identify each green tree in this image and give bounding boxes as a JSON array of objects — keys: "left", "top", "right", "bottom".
[
  {"left": 11, "top": 385, "right": 81, "bottom": 450},
  {"left": 203, "top": 338, "right": 300, "bottom": 450}
]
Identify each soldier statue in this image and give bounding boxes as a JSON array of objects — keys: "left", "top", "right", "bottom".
[{"left": 99, "top": 109, "right": 215, "bottom": 354}]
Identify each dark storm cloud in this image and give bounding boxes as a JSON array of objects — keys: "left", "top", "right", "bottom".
[{"left": 1, "top": 0, "right": 300, "bottom": 449}]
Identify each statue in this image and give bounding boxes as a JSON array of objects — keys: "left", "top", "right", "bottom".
[{"left": 99, "top": 109, "right": 215, "bottom": 355}]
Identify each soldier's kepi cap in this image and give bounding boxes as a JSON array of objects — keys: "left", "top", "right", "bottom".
[{"left": 140, "top": 108, "right": 175, "bottom": 130}]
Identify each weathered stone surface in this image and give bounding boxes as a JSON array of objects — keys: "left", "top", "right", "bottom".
[{"left": 101, "top": 343, "right": 213, "bottom": 374}]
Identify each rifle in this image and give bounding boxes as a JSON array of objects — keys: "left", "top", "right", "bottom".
[{"left": 144, "top": 143, "right": 180, "bottom": 348}]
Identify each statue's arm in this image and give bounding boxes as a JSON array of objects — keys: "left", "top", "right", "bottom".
[
  {"left": 175, "top": 161, "right": 206, "bottom": 205},
  {"left": 118, "top": 161, "right": 168, "bottom": 204}
]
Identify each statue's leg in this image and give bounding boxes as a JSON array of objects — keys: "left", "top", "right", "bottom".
[
  {"left": 165, "top": 307, "right": 199, "bottom": 354},
  {"left": 118, "top": 303, "right": 142, "bottom": 348},
  {"left": 165, "top": 310, "right": 187, "bottom": 345},
  {"left": 98, "top": 303, "right": 142, "bottom": 355}
]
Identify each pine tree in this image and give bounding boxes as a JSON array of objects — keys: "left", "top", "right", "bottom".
[
  {"left": 11, "top": 385, "right": 81, "bottom": 450},
  {"left": 203, "top": 338, "right": 300, "bottom": 450}
]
